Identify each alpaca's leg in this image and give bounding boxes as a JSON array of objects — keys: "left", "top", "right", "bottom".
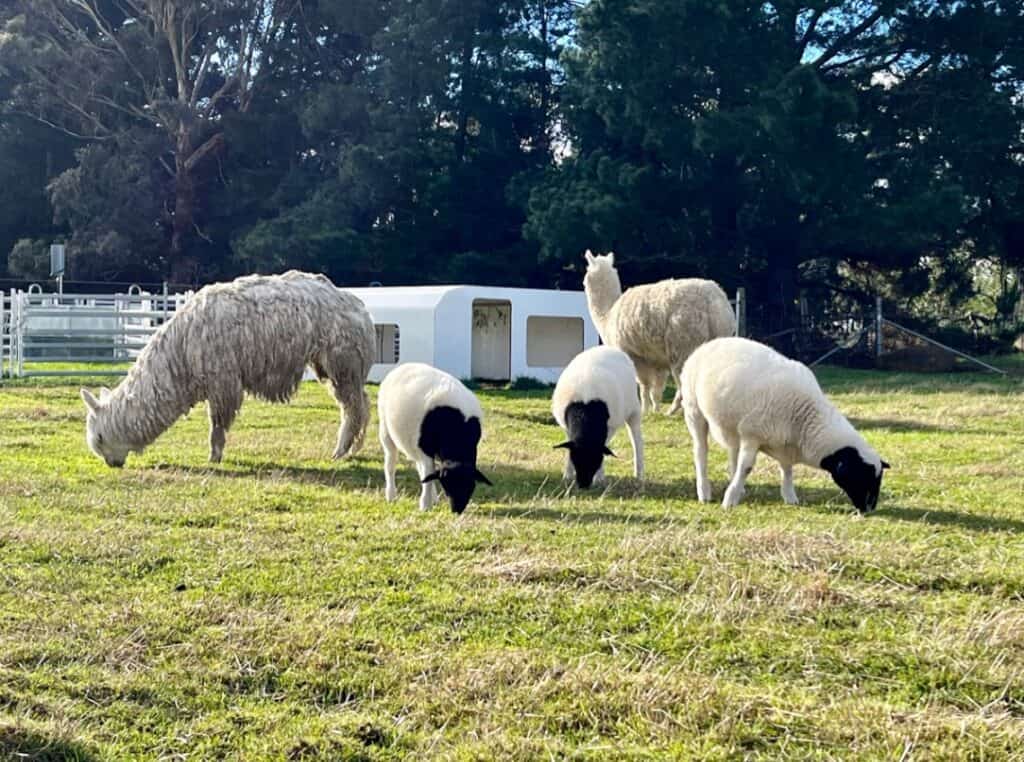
[
  {"left": 207, "top": 386, "right": 242, "bottom": 463},
  {"left": 780, "top": 463, "right": 799, "bottom": 505},
  {"left": 379, "top": 422, "right": 399, "bottom": 502},
  {"left": 666, "top": 365, "right": 685, "bottom": 415},
  {"left": 651, "top": 370, "right": 668, "bottom": 414},
  {"left": 684, "top": 406, "right": 712, "bottom": 502},
  {"left": 416, "top": 456, "right": 439, "bottom": 510},
  {"left": 327, "top": 365, "right": 370, "bottom": 459},
  {"left": 626, "top": 415, "right": 644, "bottom": 481},
  {"left": 723, "top": 440, "right": 758, "bottom": 508}
]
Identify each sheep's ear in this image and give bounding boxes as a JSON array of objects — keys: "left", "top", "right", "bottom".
[
  {"left": 553, "top": 441, "right": 573, "bottom": 450},
  {"left": 606, "top": 251, "right": 615, "bottom": 266},
  {"left": 881, "top": 460, "right": 891, "bottom": 470},
  {"left": 603, "top": 445, "right": 616, "bottom": 457},
  {"left": 584, "top": 250, "right": 595, "bottom": 265},
  {"left": 475, "top": 469, "right": 493, "bottom": 486},
  {"left": 421, "top": 472, "right": 441, "bottom": 483},
  {"left": 80, "top": 388, "right": 100, "bottom": 412}
]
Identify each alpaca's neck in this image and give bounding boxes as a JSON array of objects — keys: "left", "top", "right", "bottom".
[
  {"left": 585, "top": 272, "right": 622, "bottom": 338},
  {"left": 107, "top": 348, "right": 198, "bottom": 450}
]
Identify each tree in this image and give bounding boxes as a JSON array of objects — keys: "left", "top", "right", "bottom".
[{"left": 1, "top": 0, "right": 300, "bottom": 283}]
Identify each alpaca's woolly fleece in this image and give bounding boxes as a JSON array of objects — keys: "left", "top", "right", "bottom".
[
  {"left": 583, "top": 251, "right": 734, "bottom": 413},
  {"left": 81, "top": 271, "right": 375, "bottom": 466},
  {"left": 681, "top": 337, "right": 886, "bottom": 509}
]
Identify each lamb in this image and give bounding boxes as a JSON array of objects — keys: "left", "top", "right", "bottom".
[
  {"left": 80, "top": 270, "right": 375, "bottom": 467},
  {"left": 583, "top": 251, "right": 735, "bottom": 415},
  {"left": 680, "top": 337, "right": 890, "bottom": 512},
  {"left": 551, "top": 346, "right": 644, "bottom": 488},
  {"left": 378, "top": 363, "right": 492, "bottom": 514}
]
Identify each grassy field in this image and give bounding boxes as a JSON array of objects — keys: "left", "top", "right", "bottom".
[{"left": 2, "top": 364, "right": 1024, "bottom": 759}]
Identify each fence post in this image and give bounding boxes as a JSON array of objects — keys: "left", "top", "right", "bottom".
[
  {"left": 875, "top": 296, "right": 883, "bottom": 360},
  {"left": 735, "top": 287, "right": 746, "bottom": 338},
  {"left": 162, "top": 281, "right": 169, "bottom": 323}
]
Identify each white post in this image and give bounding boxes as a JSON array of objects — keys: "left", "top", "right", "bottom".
[
  {"left": 735, "top": 287, "right": 747, "bottom": 338},
  {"left": 875, "top": 296, "right": 883, "bottom": 360}
]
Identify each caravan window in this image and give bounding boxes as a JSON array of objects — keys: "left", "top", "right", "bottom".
[
  {"left": 375, "top": 324, "right": 400, "bottom": 364},
  {"left": 526, "top": 316, "right": 584, "bottom": 367}
]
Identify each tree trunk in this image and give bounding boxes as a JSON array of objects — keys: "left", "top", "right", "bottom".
[{"left": 169, "top": 128, "right": 199, "bottom": 285}]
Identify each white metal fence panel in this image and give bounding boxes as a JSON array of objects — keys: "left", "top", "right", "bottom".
[{"left": 2, "top": 288, "right": 193, "bottom": 377}]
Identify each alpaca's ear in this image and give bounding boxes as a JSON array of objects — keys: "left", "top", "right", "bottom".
[
  {"left": 606, "top": 251, "right": 615, "bottom": 266},
  {"left": 80, "top": 388, "right": 100, "bottom": 412},
  {"left": 584, "top": 250, "right": 595, "bottom": 265},
  {"left": 99, "top": 387, "right": 112, "bottom": 401}
]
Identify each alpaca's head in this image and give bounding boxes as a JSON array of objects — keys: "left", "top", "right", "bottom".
[
  {"left": 582, "top": 250, "right": 622, "bottom": 306},
  {"left": 81, "top": 387, "right": 133, "bottom": 467}
]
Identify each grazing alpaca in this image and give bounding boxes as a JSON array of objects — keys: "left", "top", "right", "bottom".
[
  {"left": 81, "top": 271, "right": 375, "bottom": 467},
  {"left": 582, "top": 251, "right": 734, "bottom": 414}
]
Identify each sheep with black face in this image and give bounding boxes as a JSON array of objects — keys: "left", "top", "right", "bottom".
[
  {"left": 378, "top": 363, "right": 492, "bottom": 514},
  {"left": 680, "top": 337, "right": 890, "bottom": 513},
  {"left": 552, "top": 346, "right": 644, "bottom": 488}
]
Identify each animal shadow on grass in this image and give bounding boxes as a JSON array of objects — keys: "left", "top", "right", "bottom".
[
  {"left": 151, "top": 458, "right": 383, "bottom": 491},
  {"left": 848, "top": 416, "right": 998, "bottom": 436},
  {"left": 876, "top": 504, "right": 1024, "bottom": 534},
  {"left": 0, "top": 726, "right": 98, "bottom": 762}
]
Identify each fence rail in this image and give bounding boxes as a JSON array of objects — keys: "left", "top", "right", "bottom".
[{"left": 2, "top": 288, "right": 192, "bottom": 377}]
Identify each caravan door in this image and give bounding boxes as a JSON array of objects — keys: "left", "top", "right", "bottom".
[{"left": 471, "top": 300, "right": 511, "bottom": 381}]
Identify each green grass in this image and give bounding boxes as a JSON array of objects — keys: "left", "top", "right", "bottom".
[{"left": 2, "top": 365, "right": 1024, "bottom": 759}]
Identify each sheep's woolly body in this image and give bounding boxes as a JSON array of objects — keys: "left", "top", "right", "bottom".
[
  {"left": 552, "top": 346, "right": 644, "bottom": 483},
  {"left": 378, "top": 363, "right": 485, "bottom": 510},
  {"left": 83, "top": 271, "right": 375, "bottom": 465},
  {"left": 552, "top": 347, "right": 641, "bottom": 434},
  {"left": 378, "top": 363, "right": 483, "bottom": 462},
  {"left": 681, "top": 337, "right": 884, "bottom": 508},
  {"left": 583, "top": 252, "right": 734, "bottom": 413}
]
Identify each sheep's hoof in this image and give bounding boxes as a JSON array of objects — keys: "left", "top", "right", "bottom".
[{"left": 209, "top": 452, "right": 223, "bottom": 464}]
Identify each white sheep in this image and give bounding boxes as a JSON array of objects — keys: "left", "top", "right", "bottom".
[
  {"left": 378, "top": 363, "right": 492, "bottom": 513},
  {"left": 583, "top": 251, "right": 735, "bottom": 414},
  {"left": 552, "top": 346, "right": 644, "bottom": 487},
  {"left": 680, "top": 337, "right": 890, "bottom": 512},
  {"left": 80, "top": 271, "right": 375, "bottom": 467}
]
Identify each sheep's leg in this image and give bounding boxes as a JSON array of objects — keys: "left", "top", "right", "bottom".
[
  {"left": 415, "top": 456, "right": 439, "bottom": 510},
  {"left": 684, "top": 406, "right": 712, "bottom": 502},
  {"left": 563, "top": 455, "right": 576, "bottom": 482},
  {"left": 727, "top": 446, "right": 738, "bottom": 480},
  {"left": 626, "top": 415, "right": 644, "bottom": 481},
  {"left": 207, "top": 387, "right": 241, "bottom": 463},
  {"left": 779, "top": 463, "right": 799, "bottom": 505},
  {"left": 379, "top": 422, "right": 399, "bottom": 502},
  {"left": 722, "top": 441, "right": 758, "bottom": 508},
  {"left": 638, "top": 380, "right": 651, "bottom": 414}
]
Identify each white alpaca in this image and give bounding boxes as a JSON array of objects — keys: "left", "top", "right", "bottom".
[
  {"left": 81, "top": 271, "right": 375, "bottom": 467},
  {"left": 582, "top": 251, "right": 735, "bottom": 414},
  {"left": 377, "top": 363, "right": 491, "bottom": 514},
  {"left": 681, "top": 337, "right": 889, "bottom": 512},
  {"left": 551, "top": 346, "right": 644, "bottom": 488}
]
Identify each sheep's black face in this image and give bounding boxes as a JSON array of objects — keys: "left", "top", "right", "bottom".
[
  {"left": 556, "top": 441, "right": 614, "bottom": 489},
  {"left": 423, "top": 463, "right": 492, "bottom": 514},
  {"left": 821, "top": 447, "right": 890, "bottom": 513}
]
